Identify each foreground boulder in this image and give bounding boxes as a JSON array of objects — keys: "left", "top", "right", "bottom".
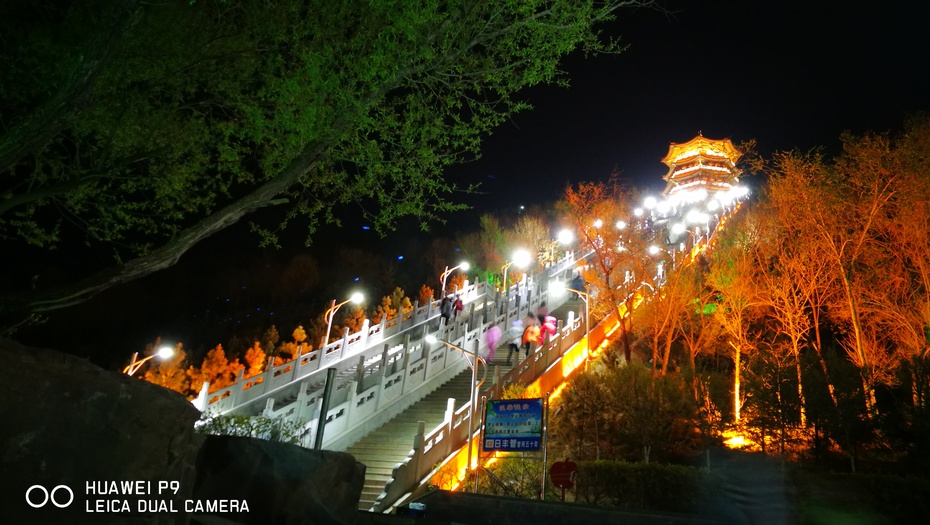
[
  {"left": 0, "top": 339, "right": 365, "bottom": 524},
  {"left": 1, "top": 338, "right": 202, "bottom": 524},
  {"left": 192, "top": 436, "right": 365, "bottom": 525}
]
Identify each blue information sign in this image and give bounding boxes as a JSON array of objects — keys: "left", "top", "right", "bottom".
[{"left": 482, "top": 398, "right": 544, "bottom": 452}]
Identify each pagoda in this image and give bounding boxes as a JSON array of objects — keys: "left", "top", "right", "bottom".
[{"left": 660, "top": 134, "right": 742, "bottom": 197}]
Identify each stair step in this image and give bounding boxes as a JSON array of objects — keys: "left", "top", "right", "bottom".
[
  {"left": 348, "top": 368, "right": 477, "bottom": 512},
  {"left": 363, "top": 474, "right": 393, "bottom": 484}
]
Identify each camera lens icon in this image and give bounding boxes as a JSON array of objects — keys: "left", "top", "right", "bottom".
[{"left": 26, "top": 485, "right": 74, "bottom": 508}]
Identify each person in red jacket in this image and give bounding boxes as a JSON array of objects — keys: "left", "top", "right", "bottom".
[
  {"left": 520, "top": 324, "right": 541, "bottom": 361},
  {"left": 452, "top": 294, "right": 464, "bottom": 319},
  {"left": 540, "top": 315, "right": 557, "bottom": 342}
]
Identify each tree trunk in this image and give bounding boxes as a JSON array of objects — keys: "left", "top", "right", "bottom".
[
  {"left": 0, "top": 140, "right": 327, "bottom": 314},
  {"left": 732, "top": 341, "right": 741, "bottom": 422},
  {"left": 839, "top": 268, "right": 871, "bottom": 413},
  {"left": 660, "top": 331, "right": 674, "bottom": 377},
  {"left": 796, "top": 358, "right": 807, "bottom": 427},
  {"left": 810, "top": 300, "right": 840, "bottom": 407},
  {"left": 861, "top": 372, "right": 876, "bottom": 416},
  {"left": 622, "top": 320, "right": 633, "bottom": 363}
]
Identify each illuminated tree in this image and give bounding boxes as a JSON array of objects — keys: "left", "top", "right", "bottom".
[
  {"left": 331, "top": 306, "right": 367, "bottom": 342},
  {"left": 417, "top": 284, "right": 435, "bottom": 306},
  {"left": 243, "top": 341, "right": 267, "bottom": 379},
  {"left": 633, "top": 248, "right": 703, "bottom": 377},
  {"left": 743, "top": 208, "right": 822, "bottom": 427},
  {"left": 447, "top": 274, "right": 468, "bottom": 293},
  {"left": 513, "top": 214, "right": 552, "bottom": 266},
  {"left": 142, "top": 342, "right": 190, "bottom": 395},
  {"left": 272, "top": 325, "right": 307, "bottom": 365},
  {"left": 292, "top": 326, "right": 308, "bottom": 348},
  {"left": 373, "top": 296, "right": 398, "bottom": 323},
  {"left": 706, "top": 223, "right": 765, "bottom": 422},
  {"left": 260, "top": 325, "right": 281, "bottom": 357},
  {"left": 676, "top": 271, "right": 724, "bottom": 396},
  {"left": 767, "top": 126, "right": 908, "bottom": 416},
  {"left": 0, "top": 0, "right": 641, "bottom": 316},
  {"left": 388, "top": 288, "right": 406, "bottom": 313},
  {"left": 856, "top": 117, "right": 930, "bottom": 408},
  {"left": 560, "top": 179, "right": 664, "bottom": 363},
  {"left": 190, "top": 344, "right": 244, "bottom": 394}
]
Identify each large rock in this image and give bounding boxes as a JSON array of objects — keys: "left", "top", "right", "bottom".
[
  {"left": 0, "top": 339, "right": 366, "bottom": 525},
  {"left": 191, "top": 435, "right": 366, "bottom": 525},
  {"left": 0, "top": 338, "right": 203, "bottom": 525}
]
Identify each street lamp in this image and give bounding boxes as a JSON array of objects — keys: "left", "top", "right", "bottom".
[
  {"left": 321, "top": 292, "right": 364, "bottom": 348},
  {"left": 501, "top": 248, "right": 532, "bottom": 293},
  {"left": 440, "top": 261, "right": 470, "bottom": 295},
  {"left": 551, "top": 229, "right": 574, "bottom": 263},
  {"left": 425, "top": 335, "right": 487, "bottom": 482},
  {"left": 124, "top": 346, "right": 175, "bottom": 376},
  {"left": 550, "top": 282, "right": 590, "bottom": 335}
]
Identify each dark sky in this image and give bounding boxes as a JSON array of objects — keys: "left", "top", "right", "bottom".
[
  {"left": 451, "top": 0, "right": 930, "bottom": 210},
  {"left": 12, "top": 1, "right": 930, "bottom": 364}
]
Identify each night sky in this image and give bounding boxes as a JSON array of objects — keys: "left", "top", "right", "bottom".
[
  {"left": 451, "top": 0, "right": 930, "bottom": 209},
  {"left": 11, "top": 1, "right": 930, "bottom": 365}
]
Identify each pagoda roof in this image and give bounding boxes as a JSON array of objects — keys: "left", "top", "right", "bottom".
[{"left": 661, "top": 134, "right": 742, "bottom": 167}]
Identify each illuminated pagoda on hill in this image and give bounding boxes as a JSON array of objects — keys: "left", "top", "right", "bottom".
[
  {"left": 660, "top": 133, "right": 743, "bottom": 198},
  {"left": 638, "top": 134, "right": 750, "bottom": 252}
]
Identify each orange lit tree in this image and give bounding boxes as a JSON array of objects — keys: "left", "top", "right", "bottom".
[{"left": 560, "top": 179, "right": 664, "bottom": 363}]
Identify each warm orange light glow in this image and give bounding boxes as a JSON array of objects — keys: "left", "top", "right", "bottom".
[
  {"left": 560, "top": 337, "right": 589, "bottom": 378},
  {"left": 550, "top": 381, "right": 569, "bottom": 402},
  {"left": 722, "top": 428, "right": 755, "bottom": 449},
  {"left": 661, "top": 136, "right": 742, "bottom": 198},
  {"left": 431, "top": 303, "right": 637, "bottom": 492},
  {"left": 662, "top": 136, "right": 742, "bottom": 167}
]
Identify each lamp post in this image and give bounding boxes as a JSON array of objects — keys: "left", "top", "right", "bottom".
[
  {"left": 549, "top": 229, "right": 574, "bottom": 264},
  {"left": 321, "top": 292, "right": 364, "bottom": 348},
  {"left": 124, "top": 346, "right": 175, "bottom": 376},
  {"left": 501, "top": 248, "right": 532, "bottom": 294},
  {"left": 425, "top": 335, "right": 486, "bottom": 484},
  {"left": 550, "top": 282, "right": 589, "bottom": 335},
  {"left": 440, "top": 261, "right": 470, "bottom": 295}
]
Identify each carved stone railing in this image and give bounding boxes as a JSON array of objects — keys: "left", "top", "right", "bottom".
[
  {"left": 196, "top": 253, "right": 582, "bottom": 452},
  {"left": 371, "top": 307, "right": 595, "bottom": 512}
]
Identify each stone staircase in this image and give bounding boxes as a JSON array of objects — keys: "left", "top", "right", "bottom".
[
  {"left": 349, "top": 354, "right": 516, "bottom": 512},
  {"left": 348, "top": 368, "right": 472, "bottom": 511}
]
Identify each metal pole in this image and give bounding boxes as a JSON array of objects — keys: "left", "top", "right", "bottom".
[
  {"left": 322, "top": 298, "right": 336, "bottom": 349},
  {"left": 466, "top": 344, "right": 478, "bottom": 487},
  {"left": 125, "top": 352, "right": 139, "bottom": 375},
  {"left": 540, "top": 392, "right": 550, "bottom": 500},
  {"left": 441, "top": 265, "right": 450, "bottom": 295},
  {"left": 584, "top": 297, "right": 590, "bottom": 336},
  {"left": 313, "top": 367, "right": 337, "bottom": 450},
  {"left": 474, "top": 394, "right": 486, "bottom": 493}
]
